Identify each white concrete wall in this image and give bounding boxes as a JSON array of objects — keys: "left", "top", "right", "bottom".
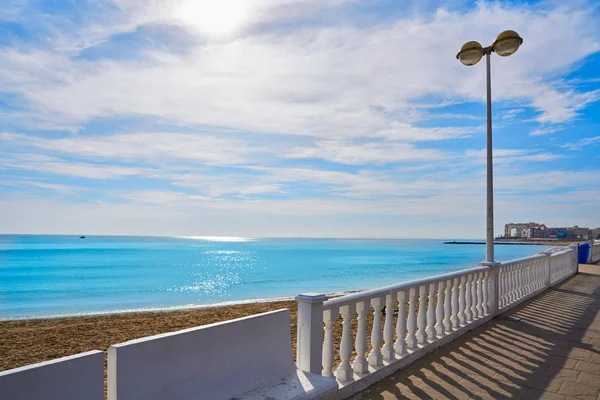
[
  {"left": 0, "top": 350, "right": 104, "bottom": 400},
  {"left": 108, "top": 309, "right": 299, "bottom": 400}
]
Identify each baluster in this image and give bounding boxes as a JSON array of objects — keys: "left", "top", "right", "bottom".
[
  {"left": 514, "top": 264, "right": 520, "bottom": 300},
  {"left": 476, "top": 272, "right": 484, "bottom": 318},
  {"left": 532, "top": 260, "right": 537, "bottom": 290},
  {"left": 443, "top": 279, "right": 452, "bottom": 332},
  {"left": 482, "top": 271, "right": 489, "bottom": 315},
  {"left": 524, "top": 262, "right": 529, "bottom": 294},
  {"left": 416, "top": 285, "right": 427, "bottom": 344},
  {"left": 336, "top": 305, "right": 354, "bottom": 382},
  {"left": 352, "top": 301, "right": 368, "bottom": 375},
  {"left": 489, "top": 268, "right": 496, "bottom": 311},
  {"left": 516, "top": 264, "right": 522, "bottom": 299},
  {"left": 458, "top": 275, "right": 466, "bottom": 325},
  {"left": 518, "top": 263, "right": 524, "bottom": 298},
  {"left": 506, "top": 266, "right": 512, "bottom": 305},
  {"left": 527, "top": 261, "right": 533, "bottom": 293},
  {"left": 451, "top": 277, "right": 459, "bottom": 329},
  {"left": 394, "top": 290, "right": 408, "bottom": 356},
  {"left": 322, "top": 308, "right": 337, "bottom": 378},
  {"left": 497, "top": 268, "right": 503, "bottom": 309},
  {"left": 368, "top": 297, "right": 384, "bottom": 368},
  {"left": 471, "top": 273, "right": 479, "bottom": 321},
  {"left": 406, "top": 287, "right": 417, "bottom": 349},
  {"left": 539, "top": 258, "right": 543, "bottom": 289},
  {"left": 426, "top": 283, "right": 436, "bottom": 341},
  {"left": 507, "top": 266, "right": 514, "bottom": 304},
  {"left": 382, "top": 293, "right": 395, "bottom": 362},
  {"left": 435, "top": 280, "right": 445, "bottom": 337},
  {"left": 464, "top": 275, "right": 472, "bottom": 323},
  {"left": 525, "top": 260, "right": 535, "bottom": 295}
]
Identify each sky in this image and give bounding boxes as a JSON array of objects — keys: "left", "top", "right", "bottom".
[{"left": 0, "top": 0, "right": 599, "bottom": 238}]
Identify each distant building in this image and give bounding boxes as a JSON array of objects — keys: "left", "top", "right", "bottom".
[
  {"left": 504, "top": 222, "right": 547, "bottom": 239},
  {"left": 505, "top": 222, "right": 600, "bottom": 240}
]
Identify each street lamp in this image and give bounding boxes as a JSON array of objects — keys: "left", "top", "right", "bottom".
[{"left": 456, "top": 30, "right": 523, "bottom": 265}]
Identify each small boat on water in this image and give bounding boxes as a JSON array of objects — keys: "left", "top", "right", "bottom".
[{"left": 79, "top": 236, "right": 86, "bottom": 239}]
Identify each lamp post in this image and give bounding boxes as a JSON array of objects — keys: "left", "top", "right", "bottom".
[{"left": 456, "top": 30, "right": 523, "bottom": 265}]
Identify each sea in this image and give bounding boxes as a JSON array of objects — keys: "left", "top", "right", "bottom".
[{"left": 0, "top": 235, "right": 547, "bottom": 320}]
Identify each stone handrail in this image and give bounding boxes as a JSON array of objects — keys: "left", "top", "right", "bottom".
[{"left": 296, "top": 246, "right": 578, "bottom": 398}]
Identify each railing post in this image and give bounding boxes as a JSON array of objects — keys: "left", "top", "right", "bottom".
[
  {"left": 571, "top": 244, "right": 580, "bottom": 273},
  {"left": 538, "top": 251, "right": 552, "bottom": 288},
  {"left": 296, "top": 293, "right": 328, "bottom": 374},
  {"left": 480, "top": 261, "right": 500, "bottom": 316}
]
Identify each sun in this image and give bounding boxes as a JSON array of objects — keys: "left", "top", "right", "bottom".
[{"left": 175, "top": 0, "right": 248, "bottom": 35}]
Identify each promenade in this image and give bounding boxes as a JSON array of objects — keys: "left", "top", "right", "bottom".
[{"left": 353, "top": 264, "right": 600, "bottom": 400}]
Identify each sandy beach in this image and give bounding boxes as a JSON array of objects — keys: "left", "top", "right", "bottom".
[{"left": 0, "top": 300, "right": 299, "bottom": 372}]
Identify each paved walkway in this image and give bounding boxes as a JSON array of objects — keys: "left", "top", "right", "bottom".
[{"left": 353, "top": 264, "right": 600, "bottom": 400}]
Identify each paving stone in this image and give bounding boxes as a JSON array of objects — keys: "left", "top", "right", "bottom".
[
  {"left": 524, "top": 389, "right": 567, "bottom": 400},
  {"left": 515, "top": 374, "right": 565, "bottom": 393},
  {"left": 550, "top": 347, "right": 594, "bottom": 362},
  {"left": 574, "top": 361, "right": 600, "bottom": 375},
  {"left": 576, "top": 372, "right": 600, "bottom": 388},
  {"left": 541, "top": 366, "right": 581, "bottom": 381},
  {"left": 557, "top": 380, "right": 600, "bottom": 400}
]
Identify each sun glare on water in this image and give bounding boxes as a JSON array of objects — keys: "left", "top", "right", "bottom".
[{"left": 176, "top": 0, "right": 248, "bottom": 34}]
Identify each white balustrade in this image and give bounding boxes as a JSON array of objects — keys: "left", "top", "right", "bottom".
[{"left": 296, "top": 247, "right": 577, "bottom": 396}]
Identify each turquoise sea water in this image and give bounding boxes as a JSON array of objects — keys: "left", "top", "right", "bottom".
[{"left": 0, "top": 235, "right": 547, "bottom": 319}]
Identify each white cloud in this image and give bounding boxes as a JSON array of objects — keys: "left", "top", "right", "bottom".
[
  {"left": 0, "top": 2, "right": 598, "bottom": 137},
  {"left": 0, "top": 132, "right": 259, "bottom": 166},
  {"left": 561, "top": 135, "right": 600, "bottom": 150},
  {"left": 0, "top": 153, "right": 145, "bottom": 179},
  {"left": 530, "top": 126, "right": 564, "bottom": 136},
  {"left": 465, "top": 148, "right": 563, "bottom": 164},
  {"left": 286, "top": 140, "right": 444, "bottom": 165}
]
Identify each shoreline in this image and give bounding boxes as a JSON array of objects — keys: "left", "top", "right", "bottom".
[{"left": 0, "top": 290, "right": 361, "bottom": 322}]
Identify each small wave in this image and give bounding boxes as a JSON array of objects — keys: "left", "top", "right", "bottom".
[
  {"left": 175, "top": 236, "right": 257, "bottom": 242},
  {"left": 0, "top": 290, "right": 362, "bottom": 321}
]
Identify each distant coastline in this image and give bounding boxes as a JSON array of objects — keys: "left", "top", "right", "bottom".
[{"left": 444, "top": 239, "right": 582, "bottom": 246}]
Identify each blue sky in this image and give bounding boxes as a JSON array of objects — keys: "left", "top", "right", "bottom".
[{"left": 1, "top": 0, "right": 599, "bottom": 238}]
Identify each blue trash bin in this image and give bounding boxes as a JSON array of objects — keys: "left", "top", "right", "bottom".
[{"left": 578, "top": 242, "right": 590, "bottom": 264}]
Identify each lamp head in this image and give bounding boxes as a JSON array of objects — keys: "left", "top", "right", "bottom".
[
  {"left": 456, "top": 41, "right": 484, "bottom": 66},
  {"left": 492, "top": 30, "right": 523, "bottom": 57}
]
